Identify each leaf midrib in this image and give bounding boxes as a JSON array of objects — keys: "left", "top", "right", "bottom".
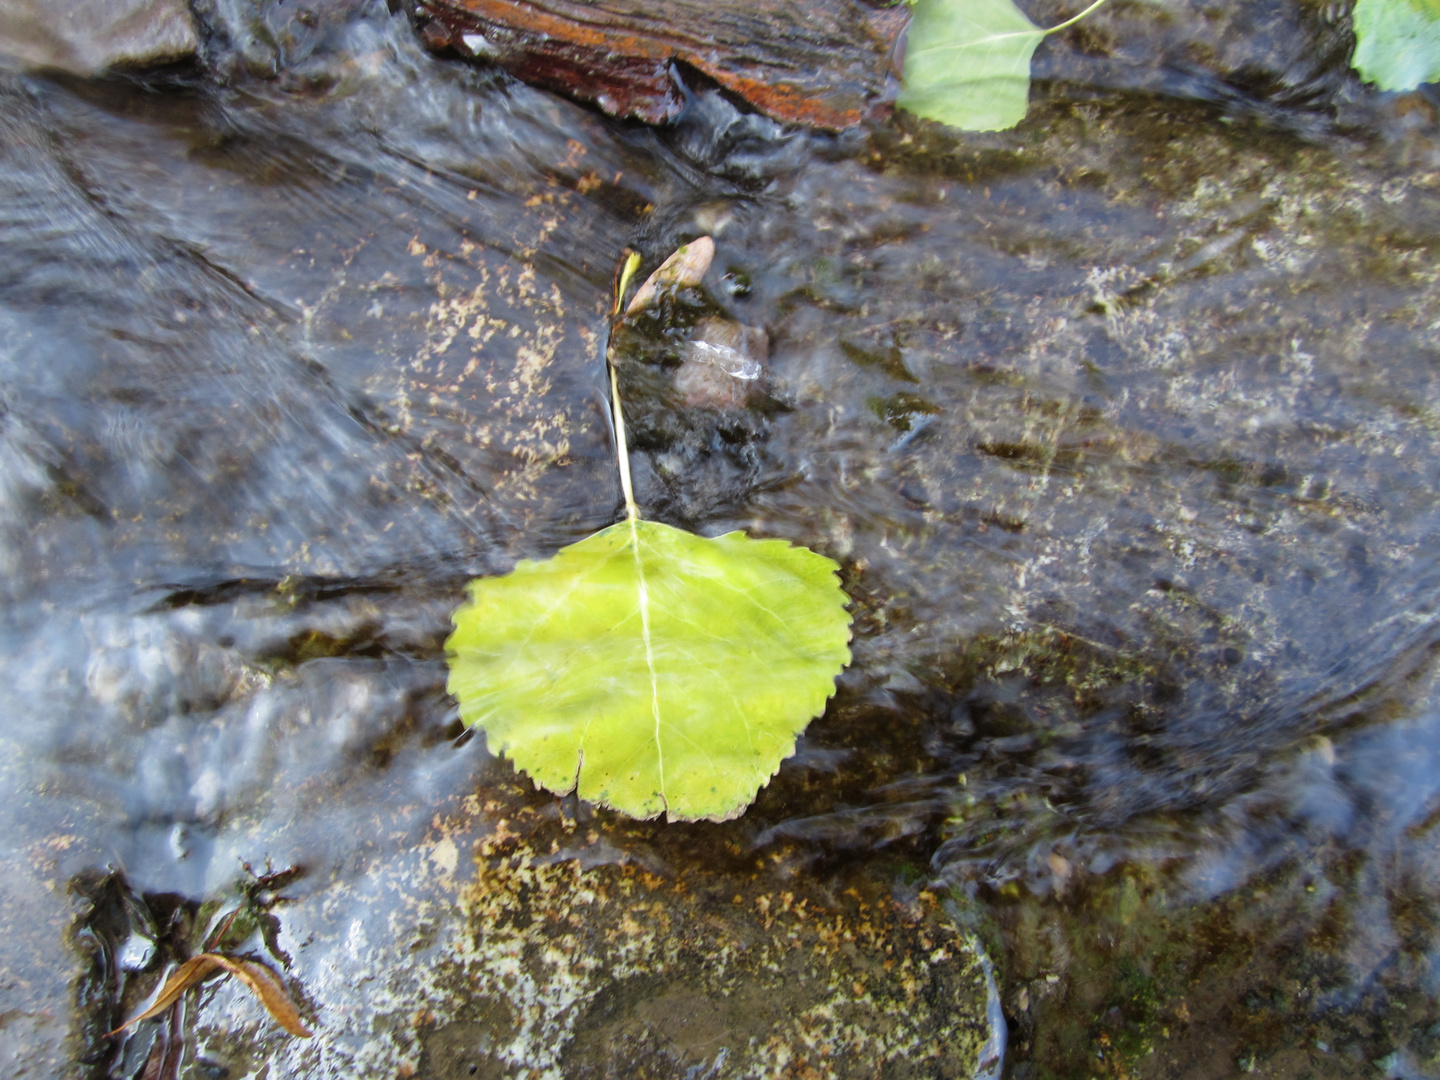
[{"left": 628, "top": 517, "right": 666, "bottom": 812}]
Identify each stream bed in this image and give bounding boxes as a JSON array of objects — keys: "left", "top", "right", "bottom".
[{"left": 6, "top": 1, "right": 1440, "bottom": 1077}]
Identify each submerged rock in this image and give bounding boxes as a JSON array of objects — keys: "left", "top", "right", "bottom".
[
  {"left": 675, "top": 316, "right": 768, "bottom": 410},
  {"left": 12, "top": 2, "right": 1440, "bottom": 1076},
  {"left": 0, "top": 0, "right": 196, "bottom": 75},
  {"left": 173, "top": 783, "right": 994, "bottom": 1079},
  {"left": 426, "top": 826, "right": 989, "bottom": 1078}
]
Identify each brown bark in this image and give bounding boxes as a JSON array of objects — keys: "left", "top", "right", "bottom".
[{"left": 407, "top": 0, "right": 909, "bottom": 130}]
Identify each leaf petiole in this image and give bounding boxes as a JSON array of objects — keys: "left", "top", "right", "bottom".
[
  {"left": 607, "top": 250, "right": 643, "bottom": 523},
  {"left": 1045, "top": 0, "right": 1112, "bottom": 36},
  {"left": 609, "top": 362, "right": 639, "bottom": 523}
]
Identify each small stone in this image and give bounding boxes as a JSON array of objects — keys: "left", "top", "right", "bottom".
[
  {"left": 675, "top": 316, "right": 768, "bottom": 409},
  {"left": 0, "top": 0, "right": 197, "bottom": 76}
]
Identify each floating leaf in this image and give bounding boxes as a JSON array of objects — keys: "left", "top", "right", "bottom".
[
  {"left": 448, "top": 244, "right": 851, "bottom": 822},
  {"left": 446, "top": 518, "right": 852, "bottom": 822},
  {"left": 897, "top": 0, "right": 1112, "bottom": 132},
  {"left": 625, "top": 236, "right": 715, "bottom": 314},
  {"left": 1353, "top": 0, "right": 1440, "bottom": 91},
  {"left": 110, "top": 953, "right": 312, "bottom": 1038}
]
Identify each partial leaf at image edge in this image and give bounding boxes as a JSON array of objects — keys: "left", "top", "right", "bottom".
[
  {"left": 1353, "top": 0, "right": 1440, "bottom": 91},
  {"left": 446, "top": 519, "right": 852, "bottom": 822},
  {"left": 897, "top": 0, "right": 1045, "bottom": 132},
  {"left": 897, "top": 0, "right": 1115, "bottom": 132}
]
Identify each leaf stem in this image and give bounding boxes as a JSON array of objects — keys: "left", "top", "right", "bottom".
[
  {"left": 609, "top": 362, "right": 639, "bottom": 523},
  {"left": 608, "top": 251, "right": 643, "bottom": 523},
  {"left": 905, "top": 0, "right": 1111, "bottom": 60},
  {"left": 1044, "top": 0, "right": 1111, "bottom": 36}
]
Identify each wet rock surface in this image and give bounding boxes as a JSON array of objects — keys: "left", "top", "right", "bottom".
[
  {"left": 150, "top": 780, "right": 992, "bottom": 1079},
  {"left": 4, "top": 0, "right": 1440, "bottom": 1077},
  {"left": 0, "top": 0, "right": 196, "bottom": 75},
  {"left": 1025, "top": 0, "right": 1359, "bottom": 133},
  {"left": 675, "top": 316, "right": 768, "bottom": 409}
]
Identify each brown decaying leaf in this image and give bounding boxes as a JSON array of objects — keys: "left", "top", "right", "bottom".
[
  {"left": 223, "top": 955, "right": 313, "bottom": 1037},
  {"left": 625, "top": 236, "right": 715, "bottom": 314},
  {"left": 109, "top": 953, "right": 313, "bottom": 1038},
  {"left": 109, "top": 955, "right": 219, "bottom": 1033}
]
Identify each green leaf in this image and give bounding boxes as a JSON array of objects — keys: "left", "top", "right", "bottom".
[
  {"left": 1353, "top": 0, "right": 1440, "bottom": 91},
  {"left": 446, "top": 519, "right": 851, "bottom": 822},
  {"left": 898, "top": 0, "right": 1046, "bottom": 132}
]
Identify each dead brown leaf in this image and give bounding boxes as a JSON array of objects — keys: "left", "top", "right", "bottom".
[
  {"left": 109, "top": 954, "right": 224, "bottom": 1034},
  {"left": 219, "top": 955, "right": 314, "bottom": 1037},
  {"left": 625, "top": 236, "right": 715, "bottom": 314},
  {"left": 109, "top": 952, "right": 312, "bottom": 1038}
]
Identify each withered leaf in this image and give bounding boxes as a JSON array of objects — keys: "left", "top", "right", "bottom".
[
  {"left": 109, "top": 954, "right": 221, "bottom": 1033},
  {"left": 110, "top": 952, "right": 313, "bottom": 1038},
  {"left": 625, "top": 236, "right": 714, "bottom": 314},
  {"left": 220, "top": 956, "right": 313, "bottom": 1037}
]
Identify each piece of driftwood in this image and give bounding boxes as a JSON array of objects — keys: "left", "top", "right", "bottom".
[{"left": 402, "top": 0, "right": 909, "bottom": 129}]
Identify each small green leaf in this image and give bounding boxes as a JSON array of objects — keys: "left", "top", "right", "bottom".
[
  {"left": 446, "top": 519, "right": 851, "bottom": 822},
  {"left": 1353, "top": 0, "right": 1440, "bottom": 91},
  {"left": 898, "top": 0, "right": 1046, "bottom": 132}
]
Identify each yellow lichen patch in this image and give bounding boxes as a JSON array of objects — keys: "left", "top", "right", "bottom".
[
  {"left": 232, "top": 772, "right": 992, "bottom": 1080},
  {"left": 412, "top": 822, "right": 991, "bottom": 1079}
]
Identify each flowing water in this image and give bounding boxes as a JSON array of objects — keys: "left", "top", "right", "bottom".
[{"left": 6, "top": 0, "right": 1440, "bottom": 1076}]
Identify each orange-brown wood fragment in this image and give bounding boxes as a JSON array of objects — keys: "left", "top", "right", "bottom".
[{"left": 407, "top": 0, "right": 909, "bottom": 129}]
